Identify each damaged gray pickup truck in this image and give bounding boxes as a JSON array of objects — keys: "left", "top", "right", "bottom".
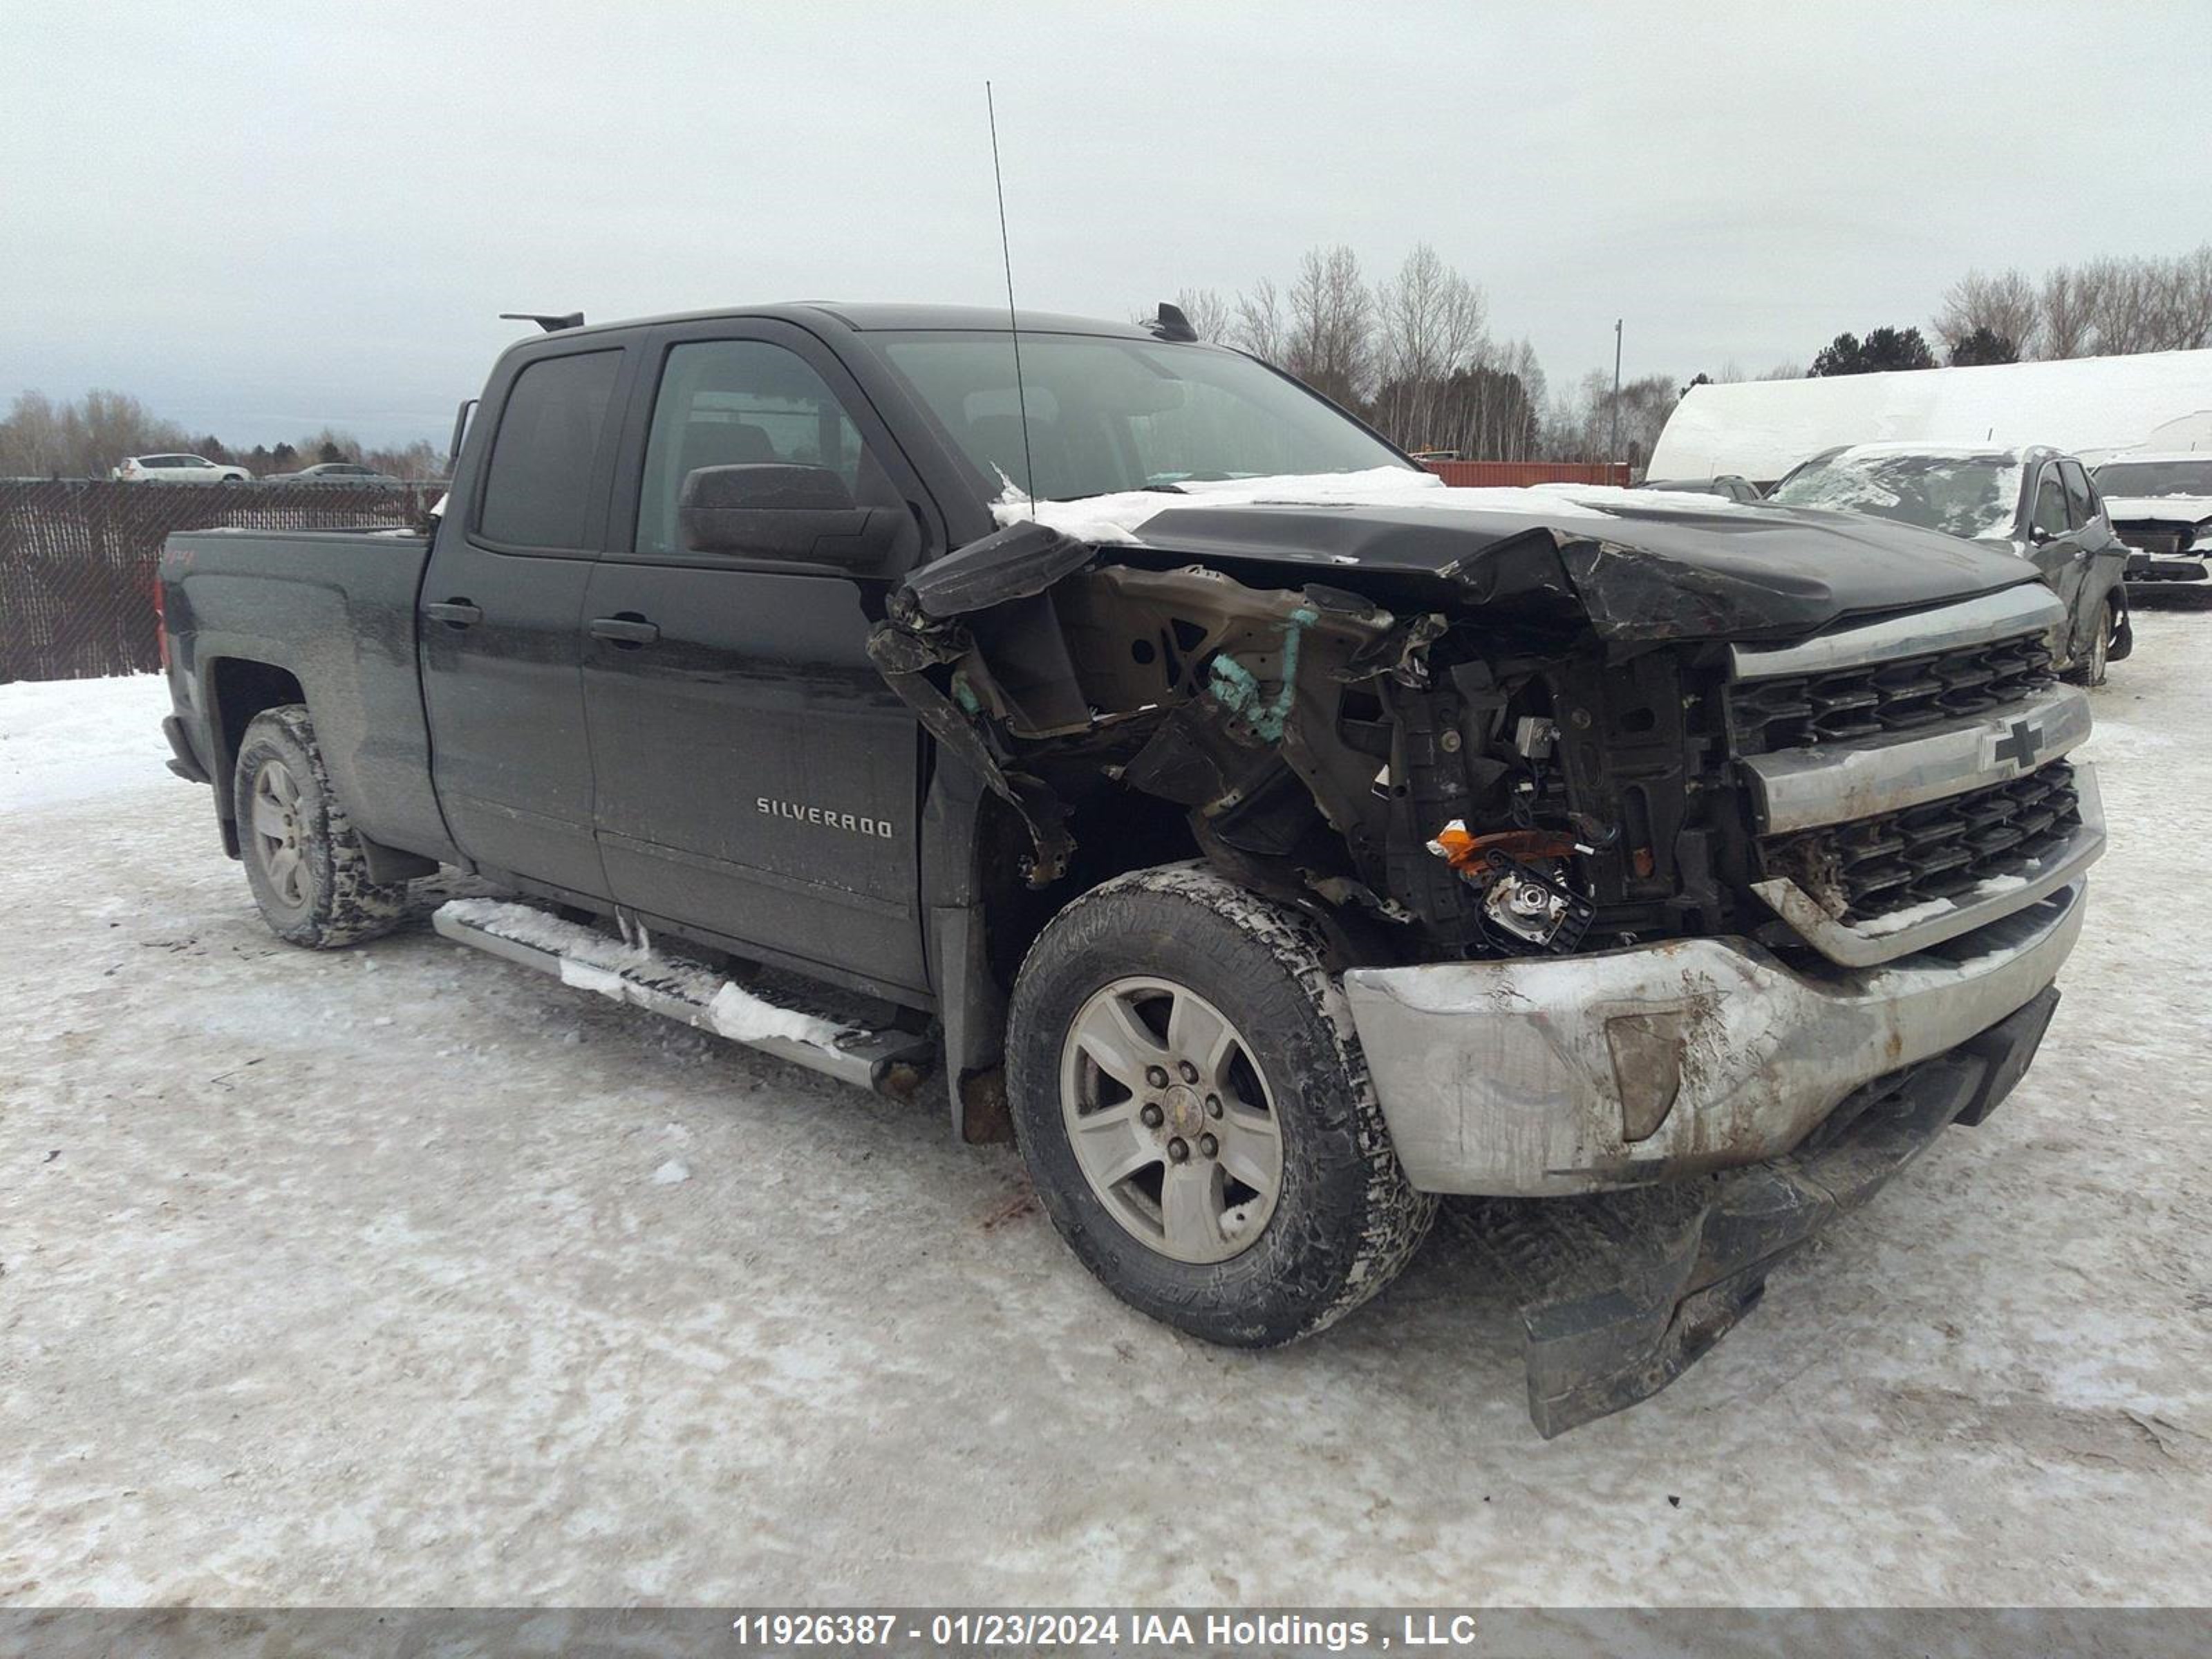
[{"left": 158, "top": 303, "right": 2104, "bottom": 1434}]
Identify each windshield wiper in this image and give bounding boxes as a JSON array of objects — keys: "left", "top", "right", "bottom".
[{"left": 1048, "top": 482, "right": 1188, "bottom": 503}]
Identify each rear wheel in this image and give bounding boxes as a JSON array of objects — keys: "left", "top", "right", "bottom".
[
  {"left": 234, "top": 704, "right": 409, "bottom": 948},
  {"left": 1005, "top": 864, "right": 1434, "bottom": 1347}
]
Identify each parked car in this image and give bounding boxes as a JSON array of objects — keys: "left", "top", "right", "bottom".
[
  {"left": 156, "top": 303, "right": 2101, "bottom": 1434},
  {"left": 1768, "top": 442, "right": 2130, "bottom": 684},
  {"left": 1638, "top": 474, "right": 1763, "bottom": 503},
  {"left": 265, "top": 461, "right": 404, "bottom": 483},
  {"left": 2090, "top": 453, "right": 2212, "bottom": 585},
  {"left": 112, "top": 453, "right": 251, "bottom": 483}
]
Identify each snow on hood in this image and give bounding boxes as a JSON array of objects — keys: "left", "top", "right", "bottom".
[
  {"left": 2103, "top": 494, "right": 2212, "bottom": 523},
  {"left": 1527, "top": 482, "right": 1770, "bottom": 515},
  {"left": 991, "top": 467, "right": 1683, "bottom": 545}
]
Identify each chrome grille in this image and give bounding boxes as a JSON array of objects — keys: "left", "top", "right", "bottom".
[
  {"left": 1730, "top": 630, "right": 2054, "bottom": 756},
  {"left": 1762, "top": 759, "right": 2081, "bottom": 924}
]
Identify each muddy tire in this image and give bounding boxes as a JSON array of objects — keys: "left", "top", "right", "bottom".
[
  {"left": 1005, "top": 863, "right": 1434, "bottom": 1347},
  {"left": 233, "top": 704, "right": 408, "bottom": 948}
]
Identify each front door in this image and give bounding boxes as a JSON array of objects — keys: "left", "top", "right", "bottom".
[
  {"left": 2061, "top": 458, "right": 2127, "bottom": 650},
  {"left": 2025, "top": 460, "right": 2092, "bottom": 661},
  {"left": 420, "top": 345, "right": 625, "bottom": 897},
  {"left": 580, "top": 324, "right": 934, "bottom": 993}
]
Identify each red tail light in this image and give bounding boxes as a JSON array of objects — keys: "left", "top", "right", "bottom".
[{"left": 153, "top": 576, "right": 170, "bottom": 671}]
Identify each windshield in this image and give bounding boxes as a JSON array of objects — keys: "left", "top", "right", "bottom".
[
  {"left": 872, "top": 331, "right": 1413, "bottom": 501},
  {"left": 1769, "top": 451, "right": 2023, "bottom": 540},
  {"left": 2094, "top": 460, "right": 2212, "bottom": 499}
]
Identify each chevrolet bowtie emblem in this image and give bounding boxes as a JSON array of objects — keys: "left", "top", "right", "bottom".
[{"left": 1992, "top": 719, "right": 2044, "bottom": 769}]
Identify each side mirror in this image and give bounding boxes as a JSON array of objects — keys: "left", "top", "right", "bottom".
[{"left": 678, "top": 463, "right": 903, "bottom": 568}]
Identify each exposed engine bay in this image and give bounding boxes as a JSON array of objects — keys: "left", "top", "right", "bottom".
[{"left": 869, "top": 521, "right": 1743, "bottom": 968}]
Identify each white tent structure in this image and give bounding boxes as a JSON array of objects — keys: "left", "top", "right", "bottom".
[{"left": 1647, "top": 348, "right": 2212, "bottom": 485}]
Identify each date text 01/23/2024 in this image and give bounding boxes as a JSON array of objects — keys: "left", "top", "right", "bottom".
[{"left": 727, "top": 1611, "right": 1506, "bottom": 1651}]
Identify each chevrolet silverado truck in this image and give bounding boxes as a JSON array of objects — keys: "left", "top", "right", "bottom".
[{"left": 157, "top": 303, "right": 2104, "bottom": 1434}]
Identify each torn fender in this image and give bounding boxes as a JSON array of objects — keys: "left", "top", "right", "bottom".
[
  {"left": 865, "top": 612, "right": 1075, "bottom": 888},
  {"left": 868, "top": 523, "right": 1406, "bottom": 885}
]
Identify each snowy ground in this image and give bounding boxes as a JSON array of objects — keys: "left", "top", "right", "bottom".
[{"left": 2, "top": 615, "right": 2208, "bottom": 1607}]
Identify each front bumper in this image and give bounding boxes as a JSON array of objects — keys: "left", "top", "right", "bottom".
[
  {"left": 1341, "top": 880, "right": 2086, "bottom": 1197},
  {"left": 1454, "top": 982, "right": 2060, "bottom": 1436},
  {"left": 2128, "top": 557, "right": 2208, "bottom": 583}
]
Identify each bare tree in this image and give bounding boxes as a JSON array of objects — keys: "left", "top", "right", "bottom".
[
  {"left": 2151, "top": 245, "right": 2212, "bottom": 350},
  {"left": 2077, "top": 256, "right": 2157, "bottom": 355},
  {"left": 1540, "top": 371, "right": 1676, "bottom": 468},
  {"left": 2186, "top": 246, "right": 2212, "bottom": 348},
  {"left": 1486, "top": 336, "right": 1546, "bottom": 460},
  {"left": 1284, "top": 245, "right": 1375, "bottom": 409},
  {"left": 1933, "top": 268, "right": 2041, "bottom": 359},
  {"left": 1371, "top": 243, "right": 1487, "bottom": 449},
  {"left": 2024, "top": 247, "right": 2212, "bottom": 358},
  {"left": 0, "top": 388, "right": 192, "bottom": 478},
  {"left": 1170, "top": 287, "right": 1233, "bottom": 344},
  {"left": 1231, "top": 279, "right": 1287, "bottom": 363},
  {"left": 2039, "top": 267, "right": 2093, "bottom": 359}
]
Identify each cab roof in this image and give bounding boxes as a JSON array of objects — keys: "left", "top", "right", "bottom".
[{"left": 518, "top": 302, "right": 1167, "bottom": 344}]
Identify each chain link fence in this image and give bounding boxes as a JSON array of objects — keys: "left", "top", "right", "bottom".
[{"left": 0, "top": 480, "right": 440, "bottom": 682}]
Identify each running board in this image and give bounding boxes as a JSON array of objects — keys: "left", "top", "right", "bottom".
[{"left": 431, "top": 898, "right": 932, "bottom": 1096}]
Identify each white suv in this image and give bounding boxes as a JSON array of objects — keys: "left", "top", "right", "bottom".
[{"left": 113, "top": 453, "right": 252, "bottom": 483}]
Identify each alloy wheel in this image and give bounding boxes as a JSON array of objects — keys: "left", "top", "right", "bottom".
[{"left": 1058, "top": 975, "right": 1285, "bottom": 1264}]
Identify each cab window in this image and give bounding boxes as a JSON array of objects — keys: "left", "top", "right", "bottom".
[
  {"left": 2060, "top": 460, "right": 2099, "bottom": 528},
  {"left": 477, "top": 349, "right": 621, "bottom": 550},
  {"left": 2031, "top": 466, "right": 2070, "bottom": 538},
  {"left": 634, "top": 339, "right": 879, "bottom": 556}
]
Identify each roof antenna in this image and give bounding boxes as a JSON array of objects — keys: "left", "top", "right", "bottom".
[
  {"left": 986, "top": 82, "right": 1038, "bottom": 513},
  {"left": 1147, "top": 301, "right": 1198, "bottom": 343},
  {"left": 500, "top": 311, "right": 584, "bottom": 332}
]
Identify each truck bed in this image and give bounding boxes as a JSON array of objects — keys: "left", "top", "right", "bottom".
[{"left": 161, "top": 525, "right": 451, "bottom": 865}]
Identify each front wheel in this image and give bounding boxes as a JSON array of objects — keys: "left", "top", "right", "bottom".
[
  {"left": 1005, "top": 865, "right": 1434, "bottom": 1347},
  {"left": 234, "top": 704, "right": 409, "bottom": 948},
  {"left": 2066, "top": 598, "right": 2113, "bottom": 688}
]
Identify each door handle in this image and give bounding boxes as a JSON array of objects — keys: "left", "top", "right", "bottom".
[
  {"left": 589, "top": 615, "right": 661, "bottom": 647},
  {"left": 424, "top": 599, "right": 482, "bottom": 628}
]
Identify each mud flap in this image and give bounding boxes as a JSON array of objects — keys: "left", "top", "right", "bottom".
[{"left": 1455, "top": 986, "right": 2062, "bottom": 1436}]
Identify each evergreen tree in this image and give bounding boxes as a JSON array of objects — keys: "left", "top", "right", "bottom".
[
  {"left": 1947, "top": 325, "right": 2019, "bottom": 366},
  {"left": 1810, "top": 326, "right": 1938, "bottom": 376}
]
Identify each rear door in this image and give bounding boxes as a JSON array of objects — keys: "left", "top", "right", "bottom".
[
  {"left": 420, "top": 343, "right": 629, "bottom": 897},
  {"left": 579, "top": 320, "right": 935, "bottom": 993}
]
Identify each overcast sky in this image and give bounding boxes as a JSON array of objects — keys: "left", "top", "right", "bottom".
[{"left": 3, "top": 0, "right": 2206, "bottom": 447}]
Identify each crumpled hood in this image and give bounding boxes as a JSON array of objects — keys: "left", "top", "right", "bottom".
[{"left": 995, "top": 471, "right": 2041, "bottom": 644}]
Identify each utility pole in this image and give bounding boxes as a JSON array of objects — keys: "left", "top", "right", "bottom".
[{"left": 1609, "top": 318, "right": 1623, "bottom": 481}]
